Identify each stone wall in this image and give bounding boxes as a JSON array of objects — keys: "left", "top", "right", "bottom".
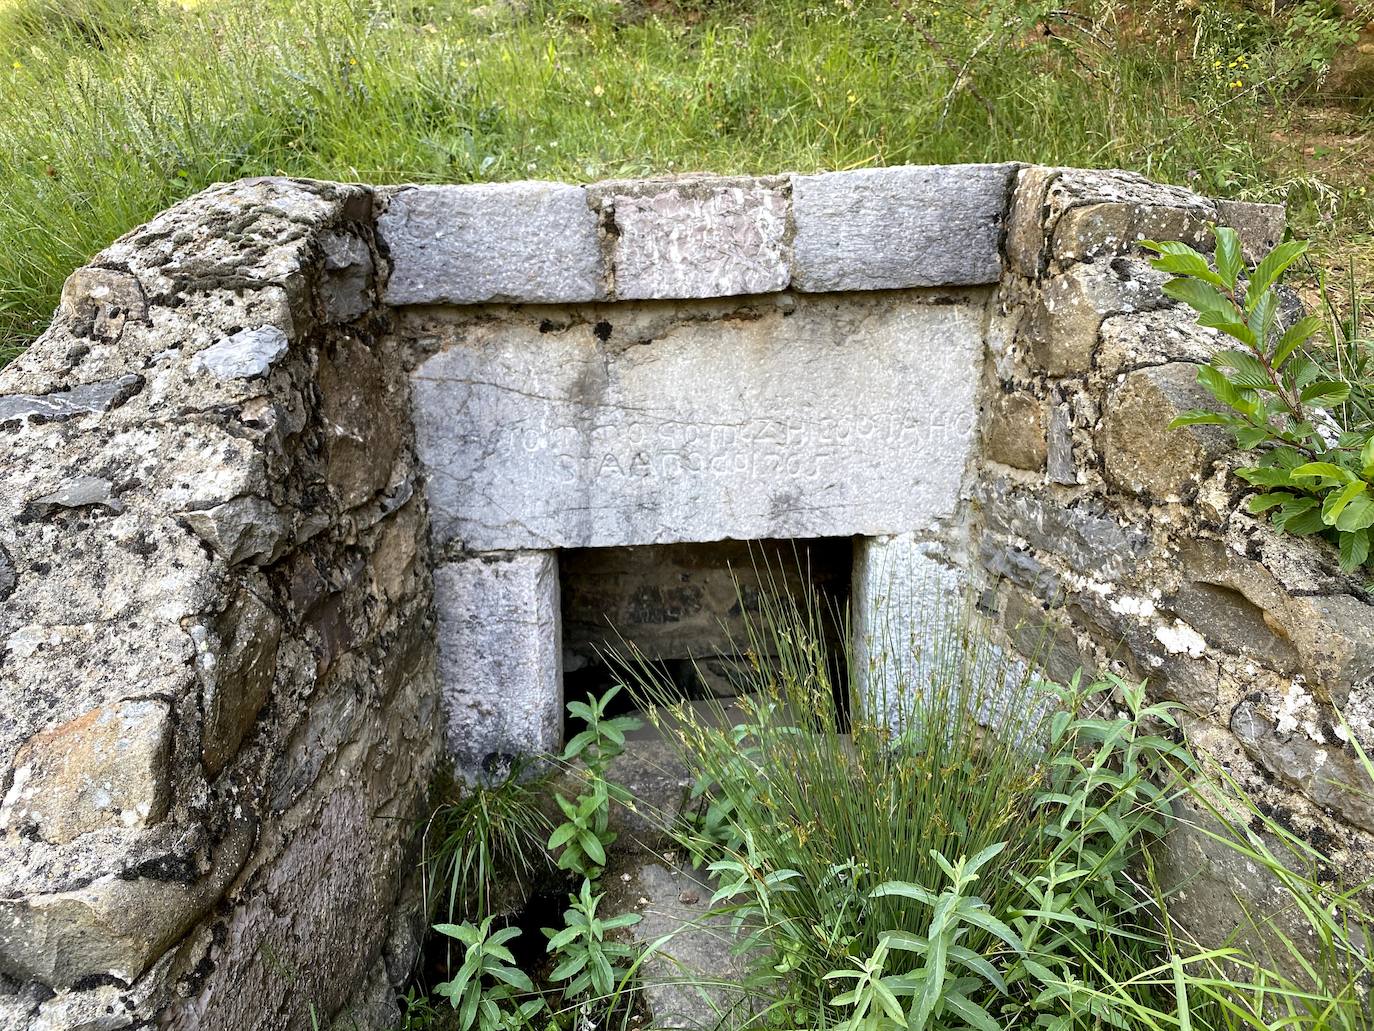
[
  {"left": 0, "top": 180, "right": 439, "bottom": 1030},
  {"left": 974, "top": 166, "right": 1374, "bottom": 955},
  {"left": 1, "top": 162, "right": 1370, "bottom": 1029}
]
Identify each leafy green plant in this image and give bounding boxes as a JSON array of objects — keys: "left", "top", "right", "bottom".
[
  {"left": 613, "top": 567, "right": 1205, "bottom": 1027},
  {"left": 865, "top": 842, "right": 1027, "bottom": 1031},
  {"left": 431, "top": 917, "right": 544, "bottom": 1031},
  {"left": 546, "top": 686, "right": 640, "bottom": 879},
  {"left": 542, "top": 878, "right": 642, "bottom": 1001},
  {"left": 1145, "top": 228, "right": 1374, "bottom": 570},
  {"left": 421, "top": 758, "right": 552, "bottom": 924}
]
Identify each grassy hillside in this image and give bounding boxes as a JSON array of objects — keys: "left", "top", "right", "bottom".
[{"left": 1, "top": 0, "right": 1371, "bottom": 361}]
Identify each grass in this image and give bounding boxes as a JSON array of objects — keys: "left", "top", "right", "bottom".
[
  {"left": 604, "top": 560, "right": 1374, "bottom": 1030},
  {"left": 1, "top": 0, "right": 1373, "bottom": 363}
]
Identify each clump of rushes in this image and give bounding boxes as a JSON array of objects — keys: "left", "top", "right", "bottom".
[
  {"left": 608, "top": 565, "right": 1064, "bottom": 1003},
  {"left": 421, "top": 758, "right": 552, "bottom": 926}
]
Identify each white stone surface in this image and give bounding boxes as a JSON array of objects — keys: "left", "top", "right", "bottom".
[
  {"left": 190, "top": 326, "right": 289, "bottom": 380},
  {"left": 851, "top": 535, "right": 1047, "bottom": 741},
  {"left": 379, "top": 182, "right": 605, "bottom": 305},
  {"left": 791, "top": 164, "right": 1017, "bottom": 291},
  {"left": 434, "top": 552, "right": 563, "bottom": 775},
  {"left": 600, "top": 176, "right": 790, "bottom": 299},
  {"left": 412, "top": 295, "right": 983, "bottom": 551},
  {"left": 851, "top": 534, "right": 964, "bottom": 721}
]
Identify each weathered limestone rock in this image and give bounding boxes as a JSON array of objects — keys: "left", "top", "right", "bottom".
[
  {"left": 1, "top": 177, "right": 436, "bottom": 1030},
  {"left": 435, "top": 552, "right": 562, "bottom": 775},
  {"left": 1096, "top": 308, "right": 1222, "bottom": 378},
  {"left": 1232, "top": 700, "right": 1374, "bottom": 832},
  {"left": 791, "top": 163, "right": 1017, "bottom": 291},
  {"left": 1045, "top": 401, "right": 1077, "bottom": 484},
  {"left": 317, "top": 337, "right": 403, "bottom": 510},
  {"left": 411, "top": 294, "right": 982, "bottom": 551},
  {"left": 0, "top": 699, "right": 172, "bottom": 845},
  {"left": 320, "top": 230, "right": 375, "bottom": 323},
  {"left": 378, "top": 182, "right": 605, "bottom": 304},
  {"left": 0, "top": 823, "right": 254, "bottom": 988},
  {"left": 179, "top": 495, "right": 292, "bottom": 566},
  {"left": 1216, "top": 199, "right": 1286, "bottom": 264},
  {"left": 0, "top": 373, "right": 143, "bottom": 424},
  {"left": 597, "top": 176, "right": 791, "bottom": 299},
  {"left": 1024, "top": 260, "right": 1167, "bottom": 375},
  {"left": 195, "top": 588, "right": 282, "bottom": 778},
  {"left": 59, "top": 266, "right": 147, "bottom": 344},
  {"left": 1101, "top": 362, "right": 1231, "bottom": 500},
  {"left": 983, "top": 389, "right": 1046, "bottom": 471},
  {"left": 190, "top": 326, "right": 290, "bottom": 380},
  {"left": 1044, "top": 168, "right": 1218, "bottom": 265},
  {"left": 977, "top": 481, "right": 1149, "bottom": 582}
]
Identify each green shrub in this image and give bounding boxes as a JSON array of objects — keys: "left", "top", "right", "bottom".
[{"left": 1148, "top": 228, "right": 1374, "bottom": 571}]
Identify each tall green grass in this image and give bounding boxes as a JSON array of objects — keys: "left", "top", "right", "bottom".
[
  {"left": 1, "top": 0, "right": 1370, "bottom": 361},
  {"left": 610, "top": 561, "right": 1374, "bottom": 1029}
]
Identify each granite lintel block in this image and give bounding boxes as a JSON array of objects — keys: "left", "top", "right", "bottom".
[
  {"left": 378, "top": 182, "right": 605, "bottom": 305},
  {"left": 791, "top": 163, "right": 1018, "bottom": 292},
  {"left": 595, "top": 175, "right": 792, "bottom": 300}
]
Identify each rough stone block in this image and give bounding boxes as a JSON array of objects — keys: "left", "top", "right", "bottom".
[
  {"left": 190, "top": 326, "right": 290, "bottom": 380},
  {"left": 412, "top": 295, "right": 981, "bottom": 551},
  {"left": 1097, "top": 308, "right": 1222, "bottom": 378},
  {"left": 0, "top": 699, "right": 172, "bottom": 845},
  {"left": 977, "top": 481, "right": 1149, "bottom": 582},
  {"left": 194, "top": 589, "right": 282, "bottom": 778},
  {"left": 983, "top": 389, "right": 1047, "bottom": 471},
  {"left": 1232, "top": 700, "right": 1374, "bottom": 832},
  {"left": 597, "top": 176, "right": 790, "bottom": 299},
  {"left": 435, "top": 552, "right": 562, "bottom": 775},
  {"left": 1100, "top": 363, "right": 1232, "bottom": 500},
  {"left": 1216, "top": 199, "right": 1285, "bottom": 265},
  {"left": 790, "top": 163, "right": 1017, "bottom": 291},
  {"left": 1024, "top": 260, "right": 1167, "bottom": 376},
  {"left": 317, "top": 338, "right": 403, "bottom": 509},
  {"left": 378, "top": 182, "right": 605, "bottom": 304},
  {"left": 1043, "top": 168, "right": 1217, "bottom": 264},
  {"left": 1046, "top": 401, "right": 1077, "bottom": 484},
  {"left": 1005, "top": 165, "right": 1057, "bottom": 278},
  {"left": 851, "top": 535, "right": 961, "bottom": 713},
  {"left": 320, "top": 230, "right": 375, "bottom": 323}
]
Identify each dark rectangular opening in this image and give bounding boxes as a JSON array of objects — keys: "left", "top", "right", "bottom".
[{"left": 558, "top": 537, "right": 853, "bottom": 730}]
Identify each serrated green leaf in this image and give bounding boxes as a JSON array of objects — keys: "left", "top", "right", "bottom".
[
  {"left": 1196, "top": 364, "right": 1242, "bottom": 406},
  {"left": 1247, "top": 289, "right": 1278, "bottom": 350},
  {"left": 1340, "top": 529, "right": 1372, "bottom": 571},
  {"left": 1272, "top": 315, "right": 1322, "bottom": 366},
  {"left": 1291, "top": 462, "right": 1354, "bottom": 484},
  {"left": 1235, "top": 425, "right": 1272, "bottom": 449},
  {"left": 1216, "top": 349, "right": 1274, "bottom": 389},
  {"left": 1323, "top": 480, "right": 1367, "bottom": 524},
  {"left": 1301, "top": 380, "right": 1351, "bottom": 407},
  {"left": 1215, "top": 226, "right": 1242, "bottom": 289},
  {"left": 1164, "top": 277, "right": 1235, "bottom": 320},
  {"left": 1197, "top": 311, "right": 1258, "bottom": 348},
  {"left": 1247, "top": 240, "right": 1308, "bottom": 304},
  {"left": 1247, "top": 492, "right": 1291, "bottom": 513},
  {"left": 1236, "top": 466, "right": 1293, "bottom": 488},
  {"left": 1337, "top": 494, "right": 1374, "bottom": 532}
]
